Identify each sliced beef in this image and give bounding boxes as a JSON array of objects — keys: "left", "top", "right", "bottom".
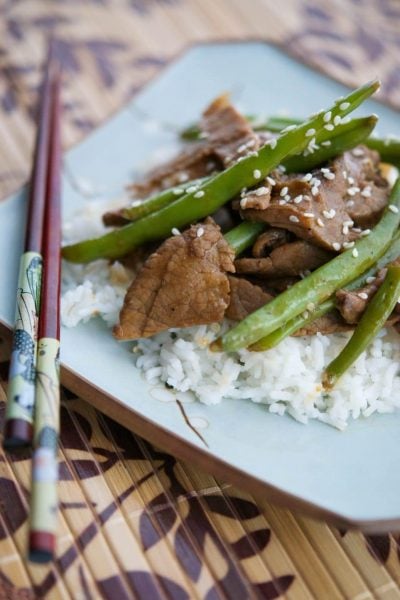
[
  {"left": 114, "top": 219, "right": 235, "bottom": 340},
  {"left": 294, "top": 311, "right": 353, "bottom": 336},
  {"left": 338, "top": 146, "right": 390, "bottom": 227},
  {"left": 129, "top": 144, "right": 218, "bottom": 199},
  {"left": 200, "top": 94, "right": 260, "bottom": 166},
  {"left": 240, "top": 176, "right": 357, "bottom": 252},
  {"left": 252, "top": 228, "right": 291, "bottom": 257},
  {"left": 226, "top": 276, "right": 273, "bottom": 321},
  {"left": 235, "top": 240, "right": 332, "bottom": 278},
  {"left": 335, "top": 272, "right": 385, "bottom": 325}
]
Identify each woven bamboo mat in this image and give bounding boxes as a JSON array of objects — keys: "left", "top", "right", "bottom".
[{"left": 1, "top": 1, "right": 400, "bottom": 598}]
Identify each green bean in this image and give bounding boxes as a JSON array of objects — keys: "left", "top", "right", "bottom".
[
  {"left": 224, "top": 221, "right": 265, "bottom": 255},
  {"left": 183, "top": 112, "right": 400, "bottom": 167},
  {"left": 251, "top": 230, "right": 400, "bottom": 350},
  {"left": 121, "top": 116, "right": 375, "bottom": 226},
  {"left": 211, "top": 177, "right": 400, "bottom": 352},
  {"left": 283, "top": 116, "right": 377, "bottom": 173},
  {"left": 323, "top": 264, "right": 400, "bottom": 389},
  {"left": 62, "top": 80, "right": 379, "bottom": 263},
  {"left": 121, "top": 177, "right": 208, "bottom": 221}
]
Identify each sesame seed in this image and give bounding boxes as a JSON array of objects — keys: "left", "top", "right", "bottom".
[
  {"left": 197, "top": 227, "right": 204, "bottom": 237},
  {"left": 342, "top": 241, "right": 355, "bottom": 249},
  {"left": 339, "top": 101, "right": 350, "bottom": 110},
  {"left": 130, "top": 199, "right": 142, "bottom": 207},
  {"left": 269, "top": 138, "right": 277, "bottom": 149},
  {"left": 346, "top": 200, "right": 355, "bottom": 207},
  {"left": 278, "top": 199, "right": 286, "bottom": 205},
  {"left": 246, "top": 138, "right": 256, "bottom": 148},
  {"left": 255, "top": 186, "right": 269, "bottom": 196},
  {"left": 323, "top": 111, "right": 332, "bottom": 122},
  {"left": 341, "top": 116, "right": 351, "bottom": 124},
  {"left": 311, "top": 186, "right": 319, "bottom": 196},
  {"left": 360, "top": 229, "right": 371, "bottom": 236},
  {"left": 172, "top": 188, "right": 183, "bottom": 196},
  {"left": 332, "top": 242, "right": 341, "bottom": 251},
  {"left": 344, "top": 219, "right": 354, "bottom": 227},
  {"left": 237, "top": 143, "right": 247, "bottom": 153},
  {"left": 342, "top": 170, "right": 348, "bottom": 178},
  {"left": 361, "top": 186, "right": 372, "bottom": 198},
  {"left": 171, "top": 227, "right": 180, "bottom": 235},
  {"left": 352, "top": 227, "right": 362, "bottom": 233},
  {"left": 302, "top": 173, "right": 313, "bottom": 182},
  {"left": 284, "top": 194, "right": 291, "bottom": 202},
  {"left": 347, "top": 176, "right": 355, "bottom": 185},
  {"left": 289, "top": 215, "right": 299, "bottom": 223},
  {"left": 321, "top": 140, "right": 332, "bottom": 147},
  {"left": 267, "top": 177, "right": 276, "bottom": 186},
  {"left": 333, "top": 115, "right": 341, "bottom": 126},
  {"left": 366, "top": 276, "right": 376, "bottom": 284},
  {"left": 324, "top": 172, "right": 335, "bottom": 180},
  {"left": 253, "top": 169, "right": 262, "bottom": 179},
  {"left": 352, "top": 147, "right": 365, "bottom": 157},
  {"left": 294, "top": 195, "right": 304, "bottom": 204},
  {"left": 306, "top": 128, "right": 316, "bottom": 137},
  {"left": 342, "top": 225, "right": 349, "bottom": 235},
  {"left": 307, "top": 302, "right": 315, "bottom": 311},
  {"left": 317, "top": 218, "right": 325, "bottom": 227},
  {"left": 281, "top": 124, "right": 297, "bottom": 133},
  {"left": 194, "top": 190, "right": 205, "bottom": 198},
  {"left": 240, "top": 198, "right": 248, "bottom": 208},
  {"left": 347, "top": 187, "right": 360, "bottom": 196},
  {"left": 302, "top": 311, "right": 309, "bottom": 319},
  {"left": 324, "top": 123, "right": 334, "bottom": 131},
  {"left": 277, "top": 165, "right": 286, "bottom": 173},
  {"left": 178, "top": 172, "right": 189, "bottom": 182},
  {"left": 322, "top": 209, "right": 336, "bottom": 219},
  {"left": 186, "top": 185, "right": 198, "bottom": 193},
  {"left": 389, "top": 204, "right": 399, "bottom": 213},
  {"left": 246, "top": 150, "right": 259, "bottom": 158},
  {"left": 358, "top": 292, "right": 368, "bottom": 300},
  {"left": 280, "top": 186, "right": 289, "bottom": 197},
  {"left": 303, "top": 212, "right": 315, "bottom": 218},
  {"left": 352, "top": 248, "right": 359, "bottom": 258}
]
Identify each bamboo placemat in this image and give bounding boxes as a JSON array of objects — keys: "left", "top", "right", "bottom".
[{"left": 1, "top": 1, "right": 400, "bottom": 598}]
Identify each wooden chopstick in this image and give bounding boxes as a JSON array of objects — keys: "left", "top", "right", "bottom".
[
  {"left": 3, "top": 44, "right": 58, "bottom": 450},
  {"left": 28, "top": 67, "right": 62, "bottom": 564}
]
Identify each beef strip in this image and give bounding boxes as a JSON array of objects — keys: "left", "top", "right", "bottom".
[
  {"left": 113, "top": 219, "right": 235, "bottom": 340},
  {"left": 252, "top": 228, "right": 292, "bottom": 257},
  {"left": 335, "top": 258, "right": 400, "bottom": 324},
  {"left": 240, "top": 176, "right": 358, "bottom": 252},
  {"left": 235, "top": 240, "right": 332, "bottom": 278},
  {"left": 226, "top": 276, "right": 273, "bottom": 321},
  {"left": 105, "top": 95, "right": 259, "bottom": 226},
  {"left": 200, "top": 94, "right": 260, "bottom": 167},
  {"left": 239, "top": 145, "right": 388, "bottom": 251},
  {"left": 338, "top": 146, "right": 390, "bottom": 227},
  {"left": 294, "top": 311, "right": 353, "bottom": 336}
]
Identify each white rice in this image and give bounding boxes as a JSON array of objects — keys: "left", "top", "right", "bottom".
[{"left": 61, "top": 203, "right": 400, "bottom": 430}]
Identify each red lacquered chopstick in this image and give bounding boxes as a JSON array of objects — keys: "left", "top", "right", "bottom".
[
  {"left": 3, "top": 44, "right": 59, "bottom": 449},
  {"left": 28, "top": 70, "right": 62, "bottom": 563}
]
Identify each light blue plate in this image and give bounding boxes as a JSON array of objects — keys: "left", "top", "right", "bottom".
[{"left": 2, "top": 42, "right": 400, "bottom": 531}]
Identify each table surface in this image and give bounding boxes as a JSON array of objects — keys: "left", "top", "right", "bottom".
[{"left": 1, "top": 1, "right": 400, "bottom": 598}]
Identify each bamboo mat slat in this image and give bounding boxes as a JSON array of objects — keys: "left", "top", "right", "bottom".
[{"left": 1, "top": 1, "right": 400, "bottom": 598}]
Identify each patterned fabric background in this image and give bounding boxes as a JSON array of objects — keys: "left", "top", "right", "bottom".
[
  {"left": 1, "top": 1, "right": 400, "bottom": 598},
  {"left": 0, "top": 0, "right": 400, "bottom": 200}
]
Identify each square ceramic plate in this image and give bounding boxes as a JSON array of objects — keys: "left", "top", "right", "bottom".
[{"left": 1, "top": 42, "right": 400, "bottom": 532}]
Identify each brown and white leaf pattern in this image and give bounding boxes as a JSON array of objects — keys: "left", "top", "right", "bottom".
[
  {"left": 1, "top": 348, "right": 400, "bottom": 598},
  {"left": 0, "top": 0, "right": 400, "bottom": 201}
]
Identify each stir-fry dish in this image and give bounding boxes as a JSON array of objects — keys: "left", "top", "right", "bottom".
[{"left": 62, "top": 80, "right": 400, "bottom": 427}]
